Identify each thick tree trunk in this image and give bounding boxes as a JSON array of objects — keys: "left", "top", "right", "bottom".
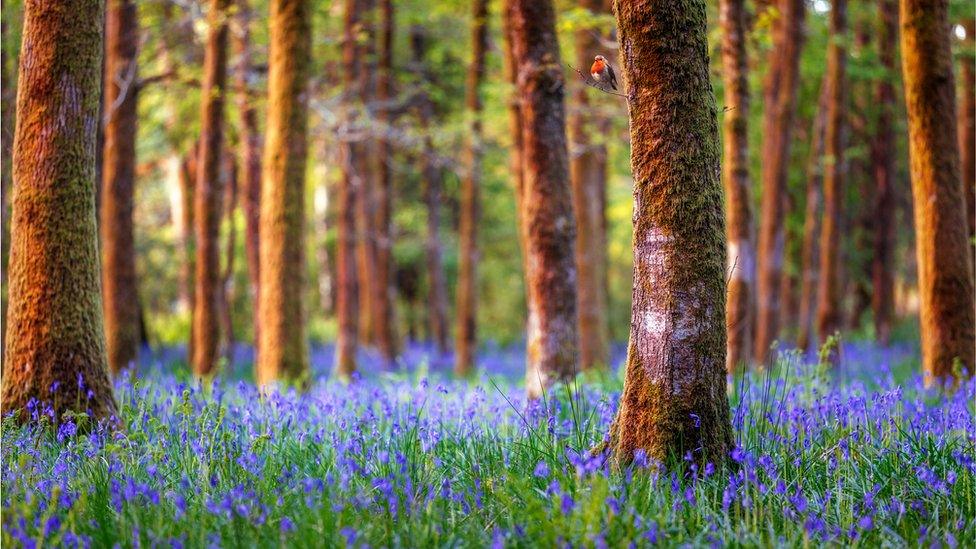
[
  {"left": 256, "top": 0, "right": 311, "bottom": 386},
  {"left": 191, "top": 0, "right": 231, "bottom": 377},
  {"left": 2, "top": 0, "right": 117, "bottom": 422},
  {"left": 796, "top": 86, "right": 829, "bottom": 353},
  {"left": 871, "top": 0, "right": 899, "bottom": 345},
  {"left": 373, "top": 0, "right": 400, "bottom": 369},
  {"left": 720, "top": 0, "right": 754, "bottom": 373},
  {"left": 411, "top": 28, "right": 451, "bottom": 358},
  {"left": 753, "top": 0, "right": 805, "bottom": 365},
  {"left": 100, "top": 0, "right": 140, "bottom": 376},
  {"left": 233, "top": 0, "right": 263, "bottom": 352},
  {"left": 900, "top": 0, "right": 975, "bottom": 385},
  {"left": 508, "top": 0, "right": 579, "bottom": 399},
  {"left": 815, "top": 0, "right": 848, "bottom": 359},
  {"left": 569, "top": 0, "right": 611, "bottom": 373},
  {"left": 607, "top": 0, "right": 734, "bottom": 466},
  {"left": 455, "top": 0, "right": 489, "bottom": 376},
  {"left": 959, "top": 21, "right": 975, "bottom": 256},
  {"left": 335, "top": 0, "right": 362, "bottom": 379}
]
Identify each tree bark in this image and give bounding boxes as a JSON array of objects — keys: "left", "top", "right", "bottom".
[
  {"left": 900, "top": 0, "right": 975, "bottom": 385},
  {"left": 569, "top": 0, "right": 612, "bottom": 373},
  {"left": 871, "top": 0, "right": 899, "bottom": 345},
  {"left": 100, "top": 0, "right": 140, "bottom": 376},
  {"left": 191, "top": 0, "right": 231, "bottom": 377},
  {"left": 2, "top": 0, "right": 117, "bottom": 422},
  {"left": 233, "top": 0, "right": 263, "bottom": 353},
  {"left": 720, "top": 0, "right": 754, "bottom": 373},
  {"left": 815, "top": 0, "right": 848, "bottom": 359},
  {"left": 796, "top": 85, "right": 829, "bottom": 353},
  {"left": 607, "top": 0, "right": 734, "bottom": 466},
  {"left": 1, "top": 1, "right": 15, "bottom": 347},
  {"left": 959, "top": 20, "right": 975, "bottom": 257},
  {"left": 508, "top": 0, "right": 579, "bottom": 399},
  {"left": 179, "top": 145, "right": 197, "bottom": 326},
  {"left": 356, "top": 0, "right": 378, "bottom": 346},
  {"left": 411, "top": 27, "right": 451, "bottom": 358},
  {"left": 455, "top": 0, "right": 489, "bottom": 377},
  {"left": 373, "top": 0, "right": 400, "bottom": 369},
  {"left": 335, "top": 0, "right": 362, "bottom": 379},
  {"left": 753, "top": 0, "right": 805, "bottom": 365},
  {"left": 256, "top": 0, "right": 311, "bottom": 386},
  {"left": 218, "top": 152, "right": 238, "bottom": 367}
]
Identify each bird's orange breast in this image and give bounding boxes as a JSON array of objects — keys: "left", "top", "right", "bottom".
[{"left": 590, "top": 59, "right": 605, "bottom": 75}]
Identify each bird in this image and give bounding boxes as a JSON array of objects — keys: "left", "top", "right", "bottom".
[{"left": 590, "top": 55, "right": 617, "bottom": 91}]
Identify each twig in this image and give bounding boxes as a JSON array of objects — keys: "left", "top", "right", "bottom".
[{"left": 567, "top": 64, "right": 629, "bottom": 99}]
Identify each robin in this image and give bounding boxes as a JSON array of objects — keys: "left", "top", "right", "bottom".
[{"left": 590, "top": 55, "right": 617, "bottom": 91}]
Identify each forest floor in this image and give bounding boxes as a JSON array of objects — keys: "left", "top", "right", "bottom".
[{"left": 2, "top": 341, "right": 973, "bottom": 547}]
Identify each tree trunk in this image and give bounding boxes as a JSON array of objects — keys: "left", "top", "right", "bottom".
[
  {"left": 900, "top": 0, "right": 975, "bottom": 385},
  {"left": 607, "top": 0, "right": 734, "bottom": 466},
  {"left": 100, "top": 0, "right": 140, "bottom": 376},
  {"left": 335, "top": 0, "right": 362, "bottom": 379},
  {"left": 256, "top": 0, "right": 311, "bottom": 386},
  {"left": 815, "top": 0, "right": 848, "bottom": 359},
  {"left": 411, "top": 27, "right": 451, "bottom": 358},
  {"left": 356, "top": 0, "right": 378, "bottom": 346},
  {"left": 2, "top": 0, "right": 117, "bottom": 422},
  {"left": 233, "top": 0, "right": 263, "bottom": 353},
  {"left": 1, "top": 2, "right": 15, "bottom": 347},
  {"left": 508, "top": 0, "right": 579, "bottom": 399},
  {"left": 219, "top": 151, "right": 238, "bottom": 368},
  {"left": 959, "top": 20, "right": 975, "bottom": 257},
  {"left": 753, "top": 0, "right": 805, "bottom": 365},
  {"left": 179, "top": 146, "right": 197, "bottom": 323},
  {"left": 455, "top": 0, "right": 489, "bottom": 377},
  {"left": 871, "top": 0, "right": 899, "bottom": 345},
  {"left": 191, "top": 0, "right": 231, "bottom": 377},
  {"left": 373, "top": 0, "right": 400, "bottom": 369},
  {"left": 720, "top": 0, "right": 754, "bottom": 373},
  {"left": 568, "top": 0, "right": 612, "bottom": 373},
  {"left": 796, "top": 85, "right": 829, "bottom": 353}
]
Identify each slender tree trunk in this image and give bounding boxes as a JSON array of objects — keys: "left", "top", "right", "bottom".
[
  {"left": 411, "top": 27, "right": 451, "bottom": 357},
  {"left": 900, "top": 0, "right": 975, "bottom": 384},
  {"left": 796, "top": 85, "right": 829, "bottom": 353},
  {"left": 815, "top": 0, "right": 848, "bottom": 359},
  {"left": 568, "top": 0, "right": 611, "bottom": 373},
  {"left": 606, "top": 0, "right": 734, "bottom": 466},
  {"left": 233, "top": 0, "right": 263, "bottom": 352},
  {"left": 508, "top": 0, "right": 579, "bottom": 399},
  {"left": 871, "top": 0, "right": 899, "bottom": 345},
  {"left": 2, "top": 0, "right": 117, "bottom": 422},
  {"left": 219, "top": 152, "right": 237, "bottom": 367},
  {"left": 100, "top": 0, "right": 140, "bottom": 376},
  {"left": 256, "top": 0, "right": 311, "bottom": 386},
  {"left": 502, "top": 0, "right": 529, "bottom": 301},
  {"left": 373, "top": 0, "right": 400, "bottom": 368},
  {"left": 720, "top": 0, "right": 754, "bottom": 373},
  {"left": 335, "top": 0, "right": 362, "bottom": 379},
  {"left": 754, "top": 0, "right": 805, "bottom": 365},
  {"left": 356, "top": 0, "right": 378, "bottom": 346},
  {"left": 179, "top": 146, "right": 197, "bottom": 323},
  {"left": 455, "top": 0, "right": 489, "bottom": 376},
  {"left": 959, "top": 20, "right": 975, "bottom": 255},
  {"left": 191, "top": 0, "right": 231, "bottom": 377}
]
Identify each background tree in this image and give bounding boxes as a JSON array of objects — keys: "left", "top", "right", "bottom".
[
  {"left": 2, "top": 0, "right": 117, "bottom": 421},
  {"left": 720, "top": 0, "right": 754, "bottom": 372},
  {"left": 959, "top": 20, "right": 975, "bottom": 251},
  {"left": 900, "top": 0, "right": 975, "bottom": 384},
  {"left": 455, "top": 0, "right": 489, "bottom": 377},
  {"left": 607, "top": 0, "right": 734, "bottom": 465},
  {"left": 796, "top": 86, "right": 828, "bottom": 353},
  {"left": 815, "top": 0, "right": 848, "bottom": 356},
  {"left": 754, "top": 0, "right": 805, "bottom": 365},
  {"left": 191, "top": 0, "right": 231, "bottom": 377},
  {"left": 507, "top": 0, "right": 580, "bottom": 399},
  {"left": 335, "top": 0, "right": 363, "bottom": 379},
  {"left": 100, "top": 0, "right": 140, "bottom": 376},
  {"left": 569, "top": 0, "right": 611, "bottom": 372}
]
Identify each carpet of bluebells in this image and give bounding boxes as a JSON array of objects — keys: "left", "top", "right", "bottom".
[{"left": 2, "top": 341, "right": 974, "bottom": 548}]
